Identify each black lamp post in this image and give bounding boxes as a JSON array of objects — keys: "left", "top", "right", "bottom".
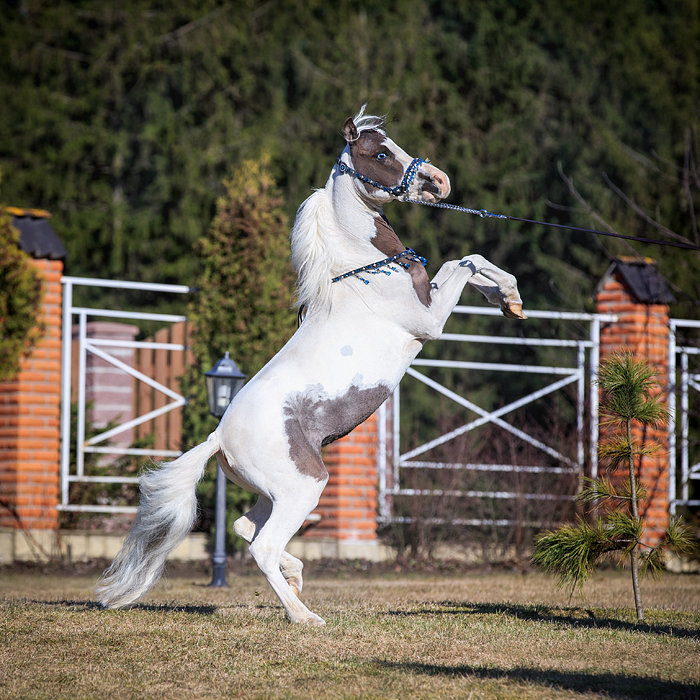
[
  {"left": 205, "top": 351, "right": 247, "bottom": 419},
  {"left": 204, "top": 351, "right": 246, "bottom": 587}
]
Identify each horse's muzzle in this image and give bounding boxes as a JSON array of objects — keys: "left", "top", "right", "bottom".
[{"left": 416, "top": 164, "right": 451, "bottom": 202}]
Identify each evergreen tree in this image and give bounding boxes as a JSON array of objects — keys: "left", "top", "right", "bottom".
[
  {"left": 0, "top": 197, "right": 44, "bottom": 381},
  {"left": 1, "top": 0, "right": 698, "bottom": 462},
  {"left": 0, "top": 1, "right": 289, "bottom": 285},
  {"left": 181, "top": 156, "right": 296, "bottom": 533},
  {"left": 1, "top": 0, "right": 697, "bottom": 317}
]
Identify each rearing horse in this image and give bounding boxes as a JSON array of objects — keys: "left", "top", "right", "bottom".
[{"left": 97, "top": 107, "right": 525, "bottom": 626}]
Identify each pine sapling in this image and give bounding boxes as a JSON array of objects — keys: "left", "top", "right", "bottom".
[{"left": 533, "top": 352, "right": 695, "bottom": 621}]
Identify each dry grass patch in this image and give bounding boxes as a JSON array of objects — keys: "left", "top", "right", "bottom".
[{"left": 1, "top": 565, "right": 698, "bottom": 699}]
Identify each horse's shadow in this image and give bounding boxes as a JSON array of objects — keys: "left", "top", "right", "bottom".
[
  {"left": 32, "top": 599, "right": 285, "bottom": 616},
  {"left": 32, "top": 599, "right": 218, "bottom": 615},
  {"left": 386, "top": 601, "right": 700, "bottom": 640},
  {"left": 374, "top": 659, "right": 699, "bottom": 699}
]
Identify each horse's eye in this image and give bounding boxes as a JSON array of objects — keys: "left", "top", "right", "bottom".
[{"left": 376, "top": 152, "right": 387, "bottom": 160}]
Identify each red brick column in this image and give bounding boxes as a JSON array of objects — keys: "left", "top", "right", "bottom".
[
  {"left": 0, "top": 259, "right": 63, "bottom": 530},
  {"left": 596, "top": 261, "right": 671, "bottom": 545},
  {"left": 305, "top": 412, "right": 379, "bottom": 543}
]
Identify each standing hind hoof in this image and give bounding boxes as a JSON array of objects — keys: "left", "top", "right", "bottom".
[{"left": 295, "top": 612, "right": 326, "bottom": 626}]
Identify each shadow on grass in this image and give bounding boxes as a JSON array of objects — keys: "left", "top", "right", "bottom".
[
  {"left": 375, "top": 660, "right": 699, "bottom": 699},
  {"left": 34, "top": 600, "right": 218, "bottom": 615},
  {"left": 386, "top": 601, "right": 700, "bottom": 640},
  {"left": 32, "top": 599, "right": 287, "bottom": 616}
]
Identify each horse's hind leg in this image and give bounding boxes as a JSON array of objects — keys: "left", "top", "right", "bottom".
[
  {"left": 233, "top": 496, "right": 271, "bottom": 542},
  {"left": 233, "top": 497, "right": 305, "bottom": 596},
  {"left": 247, "top": 478, "right": 327, "bottom": 626}
]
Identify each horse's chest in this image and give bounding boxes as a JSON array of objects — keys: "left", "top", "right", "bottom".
[{"left": 371, "top": 214, "right": 431, "bottom": 306}]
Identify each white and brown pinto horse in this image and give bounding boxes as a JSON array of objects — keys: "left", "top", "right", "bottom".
[{"left": 97, "top": 108, "right": 524, "bottom": 625}]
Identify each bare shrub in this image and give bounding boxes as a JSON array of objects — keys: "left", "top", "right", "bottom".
[{"left": 382, "top": 404, "right": 580, "bottom": 566}]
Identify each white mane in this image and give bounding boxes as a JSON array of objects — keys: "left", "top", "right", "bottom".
[
  {"left": 290, "top": 107, "right": 387, "bottom": 314},
  {"left": 290, "top": 187, "right": 340, "bottom": 313}
]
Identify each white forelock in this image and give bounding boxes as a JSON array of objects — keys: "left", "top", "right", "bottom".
[{"left": 352, "top": 104, "right": 387, "bottom": 136}]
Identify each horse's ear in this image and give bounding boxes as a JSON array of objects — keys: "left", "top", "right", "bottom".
[{"left": 343, "top": 117, "right": 359, "bottom": 143}]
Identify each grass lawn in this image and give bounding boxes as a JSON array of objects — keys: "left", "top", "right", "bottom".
[{"left": 0, "top": 561, "right": 698, "bottom": 699}]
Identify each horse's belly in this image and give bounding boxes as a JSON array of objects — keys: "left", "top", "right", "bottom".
[
  {"left": 282, "top": 318, "right": 420, "bottom": 390},
  {"left": 215, "top": 315, "right": 420, "bottom": 483}
]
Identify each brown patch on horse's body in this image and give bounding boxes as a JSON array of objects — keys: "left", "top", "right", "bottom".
[
  {"left": 283, "top": 383, "right": 391, "bottom": 481},
  {"left": 371, "top": 215, "right": 432, "bottom": 306}
]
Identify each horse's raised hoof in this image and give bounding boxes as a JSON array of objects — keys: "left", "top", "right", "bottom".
[
  {"left": 281, "top": 564, "right": 303, "bottom": 597},
  {"left": 501, "top": 302, "right": 527, "bottom": 320}
]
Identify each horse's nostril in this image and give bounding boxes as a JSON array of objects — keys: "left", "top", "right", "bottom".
[{"left": 422, "top": 181, "right": 441, "bottom": 196}]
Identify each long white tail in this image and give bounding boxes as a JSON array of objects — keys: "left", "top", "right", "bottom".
[{"left": 96, "top": 432, "right": 219, "bottom": 608}]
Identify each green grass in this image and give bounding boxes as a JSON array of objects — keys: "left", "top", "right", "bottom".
[{"left": 1, "top": 565, "right": 698, "bottom": 698}]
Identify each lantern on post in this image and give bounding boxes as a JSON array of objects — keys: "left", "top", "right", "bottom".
[
  {"left": 205, "top": 351, "right": 247, "bottom": 418},
  {"left": 204, "top": 351, "right": 247, "bottom": 587}
]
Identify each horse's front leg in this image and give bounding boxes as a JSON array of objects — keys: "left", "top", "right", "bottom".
[
  {"left": 463, "top": 254, "right": 526, "bottom": 320},
  {"left": 418, "top": 259, "right": 478, "bottom": 338},
  {"left": 423, "top": 254, "right": 525, "bottom": 338}
]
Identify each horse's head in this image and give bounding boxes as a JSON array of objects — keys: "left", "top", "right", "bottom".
[{"left": 336, "top": 107, "right": 450, "bottom": 205}]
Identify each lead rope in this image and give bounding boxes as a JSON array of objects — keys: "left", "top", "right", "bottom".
[
  {"left": 336, "top": 151, "right": 698, "bottom": 251},
  {"left": 402, "top": 198, "right": 700, "bottom": 252}
]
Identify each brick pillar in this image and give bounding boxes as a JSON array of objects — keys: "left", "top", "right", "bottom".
[
  {"left": 0, "top": 258, "right": 63, "bottom": 531},
  {"left": 596, "top": 258, "right": 673, "bottom": 545},
  {"left": 298, "top": 411, "right": 388, "bottom": 559}
]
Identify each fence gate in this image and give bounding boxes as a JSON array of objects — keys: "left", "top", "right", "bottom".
[
  {"left": 59, "top": 277, "right": 192, "bottom": 515},
  {"left": 377, "top": 305, "right": 615, "bottom": 529},
  {"left": 669, "top": 317, "right": 700, "bottom": 516}
]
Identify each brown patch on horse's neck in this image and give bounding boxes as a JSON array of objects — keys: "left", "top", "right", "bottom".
[
  {"left": 371, "top": 215, "right": 432, "bottom": 307},
  {"left": 371, "top": 214, "right": 406, "bottom": 257}
]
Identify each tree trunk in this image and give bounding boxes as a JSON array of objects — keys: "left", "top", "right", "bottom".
[{"left": 627, "top": 418, "right": 644, "bottom": 622}]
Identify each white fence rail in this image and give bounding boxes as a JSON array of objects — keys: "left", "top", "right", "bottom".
[{"left": 57, "top": 278, "right": 698, "bottom": 525}]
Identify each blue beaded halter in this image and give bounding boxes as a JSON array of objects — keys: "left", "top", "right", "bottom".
[
  {"left": 332, "top": 248, "right": 427, "bottom": 286},
  {"left": 335, "top": 156, "right": 424, "bottom": 197}
]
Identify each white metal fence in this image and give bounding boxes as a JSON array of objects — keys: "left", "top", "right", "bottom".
[
  {"left": 59, "top": 276, "right": 192, "bottom": 514},
  {"left": 57, "top": 279, "right": 698, "bottom": 525},
  {"left": 377, "top": 305, "right": 617, "bottom": 527},
  {"left": 669, "top": 318, "right": 700, "bottom": 515}
]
